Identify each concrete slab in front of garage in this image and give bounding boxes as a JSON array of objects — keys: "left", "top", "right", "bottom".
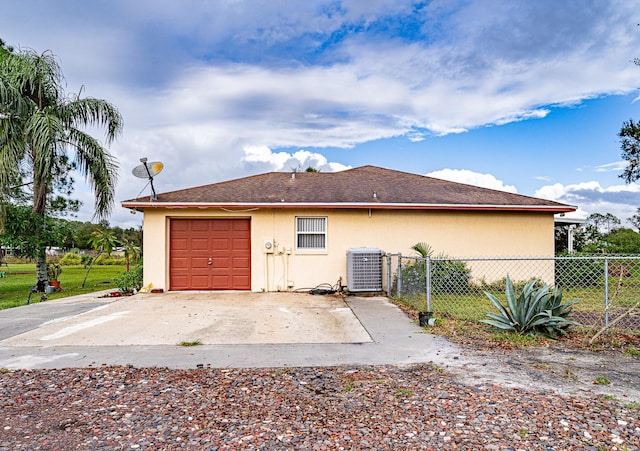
[{"left": 1, "top": 292, "right": 372, "bottom": 346}]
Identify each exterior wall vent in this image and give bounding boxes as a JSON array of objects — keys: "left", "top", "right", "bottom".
[{"left": 347, "top": 248, "right": 383, "bottom": 292}]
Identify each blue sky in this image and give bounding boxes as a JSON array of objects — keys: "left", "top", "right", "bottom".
[{"left": 2, "top": 0, "right": 640, "bottom": 228}]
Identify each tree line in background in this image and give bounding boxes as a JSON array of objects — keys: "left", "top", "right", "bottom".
[
  {"left": 0, "top": 213, "right": 141, "bottom": 257},
  {"left": 556, "top": 210, "right": 640, "bottom": 254}
]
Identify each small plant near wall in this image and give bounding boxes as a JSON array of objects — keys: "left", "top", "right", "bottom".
[
  {"left": 481, "top": 275, "right": 580, "bottom": 338},
  {"left": 113, "top": 264, "right": 143, "bottom": 294}
]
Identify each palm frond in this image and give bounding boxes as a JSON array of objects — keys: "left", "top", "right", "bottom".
[
  {"left": 411, "top": 242, "right": 433, "bottom": 258},
  {"left": 59, "top": 97, "right": 123, "bottom": 144},
  {"left": 66, "top": 127, "right": 119, "bottom": 219}
]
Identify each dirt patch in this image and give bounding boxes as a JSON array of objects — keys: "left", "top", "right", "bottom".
[
  {"left": 395, "top": 302, "right": 640, "bottom": 403},
  {"left": 441, "top": 342, "right": 640, "bottom": 404}
]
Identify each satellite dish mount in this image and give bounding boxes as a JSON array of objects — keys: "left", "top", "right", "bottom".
[{"left": 132, "top": 157, "right": 164, "bottom": 201}]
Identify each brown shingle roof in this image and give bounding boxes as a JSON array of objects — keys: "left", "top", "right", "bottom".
[{"left": 122, "top": 165, "right": 575, "bottom": 212}]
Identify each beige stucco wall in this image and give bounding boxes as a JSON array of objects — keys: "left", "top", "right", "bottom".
[{"left": 139, "top": 207, "right": 555, "bottom": 292}]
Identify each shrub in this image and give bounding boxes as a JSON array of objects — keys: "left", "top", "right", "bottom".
[
  {"left": 431, "top": 258, "right": 472, "bottom": 294},
  {"left": 46, "top": 255, "right": 61, "bottom": 264},
  {"left": 94, "top": 254, "right": 126, "bottom": 265},
  {"left": 114, "top": 265, "right": 143, "bottom": 294},
  {"left": 481, "top": 275, "right": 580, "bottom": 338},
  {"left": 475, "top": 276, "right": 545, "bottom": 293},
  {"left": 399, "top": 258, "right": 471, "bottom": 295},
  {"left": 5, "top": 254, "right": 32, "bottom": 264},
  {"left": 59, "top": 252, "right": 82, "bottom": 265}
]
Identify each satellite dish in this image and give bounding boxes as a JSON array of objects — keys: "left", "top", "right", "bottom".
[
  {"left": 132, "top": 158, "right": 163, "bottom": 201},
  {"left": 132, "top": 161, "right": 163, "bottom": 178}
]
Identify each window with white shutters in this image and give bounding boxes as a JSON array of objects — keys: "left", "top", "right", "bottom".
[{"left": 296, "top": 217, "right": 327, "bottom": 250}]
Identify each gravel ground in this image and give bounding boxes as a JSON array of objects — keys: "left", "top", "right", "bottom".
[{"left": 1, "top": 364, "right": 638, "bottom": 450}]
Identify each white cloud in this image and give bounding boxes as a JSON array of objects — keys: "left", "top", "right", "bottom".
[
  {"left": 535, "top": 181, "right": 602, "bottom": 201},
  {"left": 535, "top": 181, "right": 640, "bottom": 225},
  {"left": 243, "top": 146, "right": 350, "bottom": 173},
  {"left": 11, "top": 0, "right": 639, "bottom": 142},
  {"left": 426, "top": 169, "right": 518, "bottom": 193},
  {"left": 593, "top": 161, "right": 627, "bottom": 173},
  {"left": 3, "top": 0, "right": 640, "bottom": 228},
  {"left": 575, "top": 162, "right": 629, "bottom": 174},
  {"left": 406, "top": 132, "right": 426, "bottom": 142}
]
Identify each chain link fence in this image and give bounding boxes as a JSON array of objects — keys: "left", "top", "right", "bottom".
[{"left": 383, "top": 254, "right": 640, "bottom": 331}]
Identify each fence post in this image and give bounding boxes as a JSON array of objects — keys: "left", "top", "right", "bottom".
[
  {"left": 604, "top": 257, "right": 609, "bottom": 327},
  {"left": 386, "top": 253, "right": 392, "bottom": 296},
  {"left": 397, "top": 253, "right": 402, "bottom": 298},
  {"left": 426, "top": 255, "right": 432, "bottom": 313}
]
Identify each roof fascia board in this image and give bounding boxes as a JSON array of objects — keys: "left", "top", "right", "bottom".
[{"left": 121, "top": 201, "right": 576, "bottom": 213}]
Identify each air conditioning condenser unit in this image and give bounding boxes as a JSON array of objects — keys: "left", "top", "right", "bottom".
[{"left": 346, "top": 248, "right": 383, "bottom": 292}]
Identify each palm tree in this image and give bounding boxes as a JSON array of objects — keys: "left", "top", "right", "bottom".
[
  {"left": 121, "top": 237, "right": 141, "bottom": 272},
  {"left": 0, "top": 49, "right": 123, "bottom": 291}
]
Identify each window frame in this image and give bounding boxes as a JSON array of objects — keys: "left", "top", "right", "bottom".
[{"left": 295, "top": 216, "right": 328, "bottom": 253}]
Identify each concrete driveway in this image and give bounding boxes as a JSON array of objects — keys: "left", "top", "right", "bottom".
[
  {"left": 0, "top": 290, "right": 456, "bottom": 370},
  {"left": 1, "top": 291, "right": 372, "bottom": 346}
]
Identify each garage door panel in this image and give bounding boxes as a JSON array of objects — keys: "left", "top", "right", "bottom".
[
  {"left": 171, "top": 275, "right": 188, "bottom": 286},
  {"left": 212, "top": 221, "right": 231, "bottom": 232},
  {"left": 190, "top": 221, "right": 210, "bottom": 232},
  {"left": 171, "top": 238, "right": 188, "bottom": 251},
  {"left": 232, "top": 238, "right": 250, "bottom": 250},
  {"left": 233, "top": 240, "right": 250, "bottom": 251},
  {"left": 190, "top": 238, "right": 210, "bottom": 251},
  {"left": 172, "top": 221, "right": 189, "bottom": 232},
  {"left": 190, "top": 257, "right": 211, "bottom": 268},
  {"left": 171, "top": 257, "right": 189, "bottom": 269},
  {"left": 233, "top": 220, "right": 250, "bottom": 231},
  {"left": 232, "top": 275, "right": 251, "bottom": 289},
  {"left": 212, "top": 238, "right": 231, "bottom": 251},
  {"left": 170, "top": 219, "right": 251, "bottom": 290},
  {"left": 212, "top": 257, "right": 229, "bottom": 268},
  {"left": 190, "top": 275, "right": 211, "bottom": 288},
  {"left": 211, "top": 275, "right": 230, "bottom": 288},
  {"left": 233, "top": 257, "right": 250, "bottom": 269}
]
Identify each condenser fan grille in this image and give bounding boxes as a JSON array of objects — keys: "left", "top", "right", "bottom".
[{"left": 347, "top": 248, "right": 383, "bottom": 292}]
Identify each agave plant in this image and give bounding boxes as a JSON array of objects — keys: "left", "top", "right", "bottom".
[{"left": 481, "top": 275, "right": 580, "bottom": 338}]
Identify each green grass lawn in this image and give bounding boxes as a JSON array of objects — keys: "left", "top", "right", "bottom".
[
  {"left": 0, "top": 264, "right": 125, "bottom": 310},
  {"left": 397, "top": 281, "right": 639, "bottom": 323}
]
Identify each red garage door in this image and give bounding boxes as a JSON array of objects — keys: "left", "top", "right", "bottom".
[{"left": 170, "top": 219, "right": 251, "bottom": 290}]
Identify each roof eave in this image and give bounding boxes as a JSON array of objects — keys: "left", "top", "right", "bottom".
[{"left": 121, "top": 201, "right": 576, "bottom": 213}]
